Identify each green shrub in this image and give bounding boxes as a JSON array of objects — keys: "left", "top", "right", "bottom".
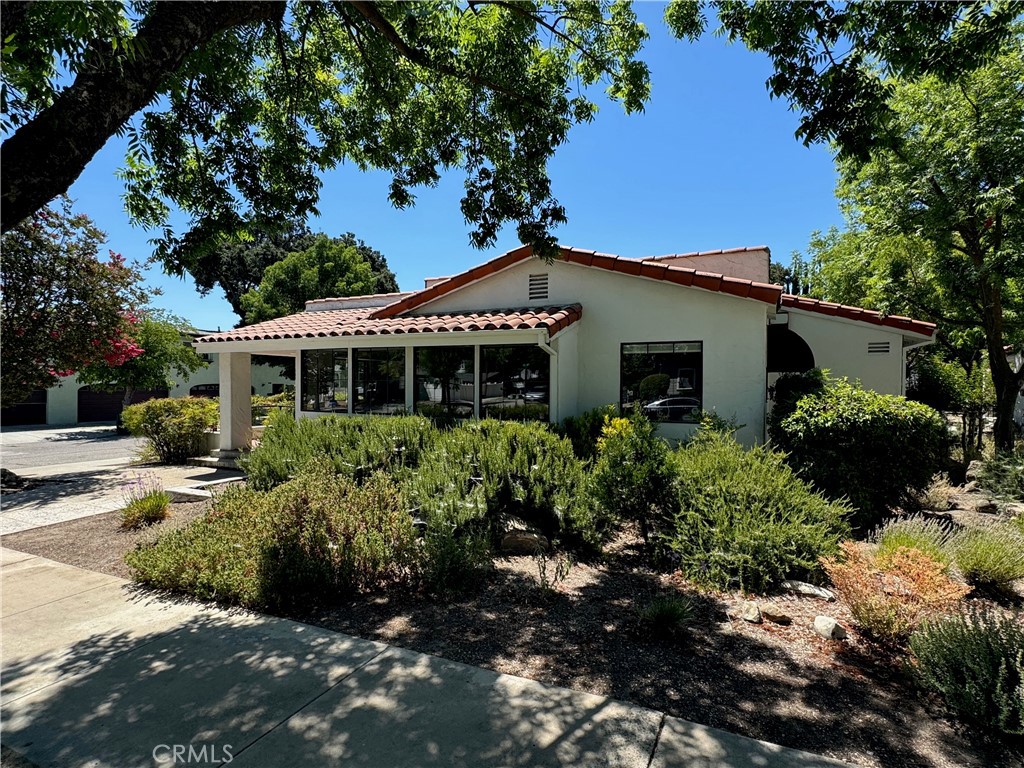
[
  {"left": 481, "top": 403, "right": 550, "bottom": 422},
  {"left": 638, "top": 594, "right": 694, "bottom": 640},
  {"left": 772, "top": 379, "right": 949, "bottom": 529},
  {"left": 126, "top": 467, "right": 417, "bottom": 609},
  {"left": 590, "top": 410, "right": 675, "bottom": 546},
  {"left": 557, "top": 404, "right": 618, "bottom": 460},
  {"left": 767, "top": 368, "right": 827, "bottom": 440},
  {"left": 122, "top": 397, "right": 218, "bottom": 464},
  {"left": 872, "top": 515, "right": 955, "bottom": 570},
  {"left": 662, "top": 431, "right": 851, "bottom": 592},
  {"left": 950, "top": 524, "right": 1024, "bottom": 589},
  {"left": 420, "top": 522, "right": 492, "bottom": 594},
  {"left": 120, "top": 473, "right": 170, "bottom": 529},
  {"left": 977, "top": 452, "right": 1024, "bottom": 502},
  {"left": 412, "top": 420, "right": 598, "bottom": 549},
  {"left": 910, "top": 610, "right": 1024, "bottom": 735},
  {"left": 638, "top": 373, "right": 671, "bottom": 402},
  {"left": 242, "top": 413, "right": 436, "bottom": 490}
]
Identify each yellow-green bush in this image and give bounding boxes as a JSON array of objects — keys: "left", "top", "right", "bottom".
[{"left": 122, "top": 397, "right": 218, "bottom": 464}]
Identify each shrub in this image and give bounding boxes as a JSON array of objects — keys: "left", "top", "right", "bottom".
[
  {"left": 638, "top": 594, "right": 694, "bottom": 640},
  {"left": 557, "top": 404, "right": 618, "bottom": 460},
  {"left": 126, "top": 467, "right": 417, "bottom": 609},
  {"left": 419, "top": 521, "right": 493, "bottom": 595},
  {"left": 822, "top": 541, "right": 971, "bottom": 642},
  {"left": 590, "top": 410, "right": 675, "bottom": 546},
  {"left": 412, "top": 420, "right": 598, "bottom": 549},
  {"left": 122, "top": 397, "right": 218, "bottom": 464},
  {"left": 638, "top": 373, "right": 671, "bottom": 401},
  {"left": 950, "top": 524, "right": 1024, "bottom": 589},
  {"left": 872, "top": 515, "right": 955, "bottom": 570},
  {"left": 120, "top": 473, "right": 170, "bottom": 529},
  {"left": 662, "top": 431, "right": 850, "bottom": 592},
  {"left": 242, "top": 413, "right": 436, "bottom": 490},
  {"left": 977, "top": 452, "right": 1024, "bottom": 502},
  {"left": 481, "top": 403, "right": 550, "bottom": 422},
  {"left": 910, "top": 610, "right": 1024, "bottom": 735},
  {"left": 766, "top": 368, "right": 827, "bottom": 440},
  {"left": 916, "top": 474, "right": 956, "bottom": 512},
  {"left": 772, "top": 379, "right": 949, "bottom": 530}
]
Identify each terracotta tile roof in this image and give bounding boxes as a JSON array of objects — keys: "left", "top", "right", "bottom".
[
  {"left": 195, "top": 305, "right": 582, "bottom": 343},
  {"left": 780, "top": 294, "right": 936, "bottom": 337},
  {"left": 370, "top": 245, "right": 783, "bottom": 319}
]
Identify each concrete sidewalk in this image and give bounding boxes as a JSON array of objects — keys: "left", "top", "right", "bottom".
[
  {"left": 0, "top": 548, "right": 850, "bottom": 768},
  {"left": 0, "top": 463, "right": 242, "bottom": 535}
]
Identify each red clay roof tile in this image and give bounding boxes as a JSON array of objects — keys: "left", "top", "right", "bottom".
[
  {"left": 195, "top": 305, "right": 583, "bottom": 344},
  {"left": 780, "top": 294, "right": 935, "bottom": 337}
]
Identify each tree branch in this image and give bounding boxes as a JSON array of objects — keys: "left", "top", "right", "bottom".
[{"left": 1, "top": 0, "right": 285, "bottom": 232}]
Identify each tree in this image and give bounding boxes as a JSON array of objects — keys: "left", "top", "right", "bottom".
[
  {"left": 189, "top": 224, "right": 397, "bottom": 318},
  {"left": 240, "top": 235, "right": 382, "bottom": 324},
  {"left": 76, "top": 313, "right": 207, "bottom": 410},
  {"left": 666, "top": 1, "right": 1023, "bottom": 159},
  {"left": 803, "top": 38, "right": 1024, "bottom": 450},
  {"left": 0, "top": 198, "right": 148, "bottom": 407},
  {"left": 2, "top": 1, "right": 655, "bottom": 266}
]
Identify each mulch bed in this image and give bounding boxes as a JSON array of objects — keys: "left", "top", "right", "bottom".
[{"left": 6, "top": 505, "right": 1021, "bottom": 768}]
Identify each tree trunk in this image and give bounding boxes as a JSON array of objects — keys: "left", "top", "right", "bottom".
[{"left": 1, "top": 1, "right": 284, "bottom": 232}]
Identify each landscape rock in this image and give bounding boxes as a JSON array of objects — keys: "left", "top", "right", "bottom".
[
  {"left": 965, "top": 460, "right": 983, "bottom": 483},
  {"left": 950, "top": 493, "right": 998, "bottom": 514},
  {"left": 500, "top": 530, "right": 549, "bottom": 555},
  {"left": 781, "top": 580, "right": 836, "bottom": 601},
  {"left": 760, "top": 603, "right": 792, "bottom": 625},
  {"left": 813, "top": 615, "right": 847, "bottom": 640},
  {"left": 738, "top": 601, "right": 762, "bottom": 623}
]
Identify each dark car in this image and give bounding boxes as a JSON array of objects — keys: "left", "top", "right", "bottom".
[{"left": 642, "top": 396, "right": 700, "bottom": 422}]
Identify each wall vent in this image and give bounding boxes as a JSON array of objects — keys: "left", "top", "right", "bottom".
[
  {"left": 528, "top": 273, "right": 549, "bottom": 301},
  {"left": 868, "top": 341, "right": 891, "bottom": 354}
]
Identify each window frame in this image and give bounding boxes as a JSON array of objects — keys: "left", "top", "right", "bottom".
[{"left": 619, "top": 340, "right": 704, "bottom": 424}]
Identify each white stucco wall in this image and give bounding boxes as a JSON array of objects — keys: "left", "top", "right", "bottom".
[
  {"left": 42, "top": 359, "right": 292, "bottom": 425},
  {"left": 417, "top": 257, "right": 770, "bottom": 443},
  {"left": 784, "top": 311, "right": 910, "bottom": 395}
]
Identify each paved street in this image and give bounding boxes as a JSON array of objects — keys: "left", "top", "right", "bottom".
[
  {"left": 1, "top": 549, "right": 851, "bottom": 768},
  {"left": 0, "top": 425, "right": 145, "bottom": 472}
]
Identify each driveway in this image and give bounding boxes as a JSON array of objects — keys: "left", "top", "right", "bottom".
[
  {"left": 0, "top": 549, "right": 851, "bottom": 768},
  {"left": 0, "top": 425, "right": 145, "bottom": 472}
]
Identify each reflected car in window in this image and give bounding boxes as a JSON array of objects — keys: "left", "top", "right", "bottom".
[{"left": 642, "top": 396, "right": 701, "bottom": 423}]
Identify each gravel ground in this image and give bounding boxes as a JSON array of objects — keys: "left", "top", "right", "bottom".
[{"left": 6, "top": 509, "right": 1021, "bottom": 768}]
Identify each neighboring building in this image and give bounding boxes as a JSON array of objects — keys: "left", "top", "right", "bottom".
[
  {"left": 193, "top": 244, "right": 936, "bottom": 451},
  {"left": 0, "top": 336, "right": 293, "bottom": 427}
]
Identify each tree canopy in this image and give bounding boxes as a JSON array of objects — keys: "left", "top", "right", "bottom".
[
  {"left": 2, "top": 0, "right": 655, "bottom": 270},
  {"left": 190, "top": 224, "right": 397, "bottom": 317},
  {"left": 77, "top": 312, "right": 208, "bottom": 406},
  {"left": 240, "top": 234, "right": 388, "bottom": 324},
  {"left": 667, "top": 0, "right": 1023, "bottom": 158},
  {"left": 797, "top": 34, "right": 1024, "bottom": 449},
  {"left": 0, "top": 198, "right": 148, "bottom": 407}
]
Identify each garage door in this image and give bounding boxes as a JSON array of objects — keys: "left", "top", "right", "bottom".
[
  {"left": 77, "top": 387, "right": 169, "bottom": 423},
  {"left": 0, "top": 389, "right": 47, "bottom": 426}
]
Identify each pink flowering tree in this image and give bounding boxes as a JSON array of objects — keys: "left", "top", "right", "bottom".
[
  {"left": 77, "top": 312, "right": 207, "bottom": 412},
  {"left": 0, "top": 198, "right": 149, "bottom": 408}
]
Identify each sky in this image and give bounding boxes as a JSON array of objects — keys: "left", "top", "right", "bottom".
[{"left": 66, "top": 2, "right": 844, "bottom": 332}]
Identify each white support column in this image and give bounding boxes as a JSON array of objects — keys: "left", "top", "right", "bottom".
[
  {"left": 473, "top": 345, "right": 482, "bottom": 419},
  {"left": 404, "top": 346, "right": 415, "bottom": 414},
  {"left": 219, "top": 352, "right": 252, "bottom": 452},
  {"left": 294, "top": 351, "right": 302, "bottom": 420},
  {"left": 346, "top": 348, "right": 354, "bottom": 415}
]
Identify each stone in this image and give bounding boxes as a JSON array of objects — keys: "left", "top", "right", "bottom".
[
  {"left": 781, "top": 580, "right": 836, "bottom": 601},
  {"left": 965, "top": 460, "right": 983, "bottom": 483},
  {"left": 950, "top": 493, "right": 998, "bottom": 514},
  {"left": 759, "top": 603, "right": 792, "bottom": 625},
  {"left": 813, "top": 615, "right": 847, "bottom": 640},
  {"left": 737, "top": 601, "right": 761, "bottom": 623},
  {"left": 499, "top": 530, "right": 549, "bottom": 555}
]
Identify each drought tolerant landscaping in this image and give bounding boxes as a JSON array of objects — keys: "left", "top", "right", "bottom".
[{"left": 10, "top": 378, "right": 1024, "bottom": 767}]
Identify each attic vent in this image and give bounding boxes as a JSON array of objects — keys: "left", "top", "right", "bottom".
[
  {"left": 528, "top": 273, "right": 549, "bottom": 301},
  {"left": 868, "top": 341, "right": 891, "bottom": 354}
]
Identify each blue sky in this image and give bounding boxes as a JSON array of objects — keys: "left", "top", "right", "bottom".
[{"left": 66, "top": 3, "right": 842, "bottom": 332}]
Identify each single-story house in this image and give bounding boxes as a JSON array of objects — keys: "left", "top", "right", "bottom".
[{"left": 194, "top": 244, "right": 936, "bottom": 451}]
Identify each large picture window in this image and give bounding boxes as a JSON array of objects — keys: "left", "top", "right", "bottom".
[
  {"left": 620, "top": 341, "right": 702, "bottom": 423},
  {"left": 353, "top": 348, "right": 406, "bottom": 415},
  {"left": 414, "top": 346, "right": 475, "bottom": 418},
  {"left": 301, "top": 350, "right": 349, "bottom": 412},
  {"left": 480, "top": 345, "right": 549, "bottom": 421}
]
